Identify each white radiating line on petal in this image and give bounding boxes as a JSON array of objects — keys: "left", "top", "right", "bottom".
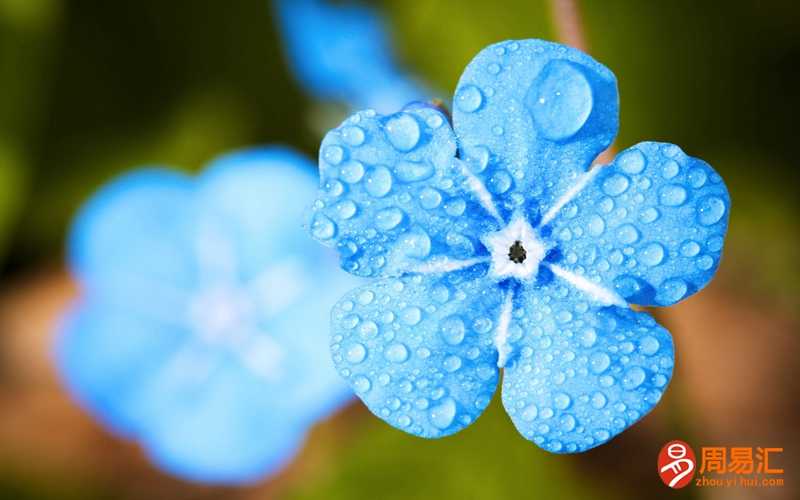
[
  {"left": 548, "top": 264, "right": 627, "bottom": 307},
  {"left": 494, "top": 291, "right": 514, "bottom": 368},
  {"left": 540, "top": 166, "right": 603, "bottom": 227},
  {"left": 456, "top": 159, "right": 505, "bottom": 225},
  {"left": 411, "top": 256, "right": 489, "bottom": 274}
]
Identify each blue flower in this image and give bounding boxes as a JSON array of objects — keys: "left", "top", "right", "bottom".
[
  {"left": 274, "top": 0, "right": 426, "bottom": 113},
  {"left": 309, "top": 39, "right": 730, "bottom": 452},
  {"left": 56, "top": 148, "right": 358, "bottom": 483}
]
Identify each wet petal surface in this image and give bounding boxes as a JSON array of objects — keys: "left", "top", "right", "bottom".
[
  {"left": 546, "top": 142, "right": 730, "bottom": 306},
  {"left": 331, "top": 268, "right": 502, "bottom": 437},
  {"left": 502, "top": 281, "right": 674, "bottom": 452}
]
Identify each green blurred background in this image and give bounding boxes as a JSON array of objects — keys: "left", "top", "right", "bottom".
[{"left": 0, "top": 1, "right": 797, "bottom": 499}]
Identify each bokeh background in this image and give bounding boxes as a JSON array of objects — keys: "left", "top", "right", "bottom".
[{"left": 0, "top": 0, "right": 798, "bottom": 498}]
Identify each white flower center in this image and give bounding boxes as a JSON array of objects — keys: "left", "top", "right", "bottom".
[{"left": 482, "top": 215, "right": 547, "bottom": 281}]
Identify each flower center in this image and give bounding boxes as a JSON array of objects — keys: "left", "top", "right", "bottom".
[
  {"left": 482, "top": 215, "right": 547, "bottom": 281},
  {"left": 508, "top": 240, "right": 527, "bottom": 264}
]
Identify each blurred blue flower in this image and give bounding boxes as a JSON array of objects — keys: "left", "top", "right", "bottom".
[
  {"left": 56, "top": 148, "right": 358, "bottom": 483},
  {"left": 274, "top": 0, "right": 426, "bottom": 113},
  {"left": 309, "top": 40, "right": 730, "bottom": 452}
]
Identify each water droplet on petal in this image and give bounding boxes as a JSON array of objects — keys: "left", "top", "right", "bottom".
[
  {"left": 395, "top": 160, "right": 434, "bottom": 182},
  {"left": 399, "top": 228, "right": 431, "bottom": 258},
  {"left": 661, "top": 160, "right": 680, "bottom": 179},
  {"left": 618, "top": 149, "right": 646, "bottom": 174},
  {"left": 589, "top": 352, "right": 611, "bottom": 373},
  {"left": 616, "top": 224, "right": 640, "bottom": 244},
  {"left": 455, "top": 84, "right": 484, "bottom": 113},
  {"left": 311, "top": 213, "right": 336, "bottom": 240},
  {"left": 400, "top": 306, "right": 422, "bottom": 326},
  {"left": 346, "top": 343, "right": 367, "bottom": 364},
  {"left": 443, "top": 355, "right": 462, "bottom": 372},
  {"left": 687, "top": 167, "right": 708, "bottom": 188},
  {"left": 323, "top": 145, "right": 344, "bottom": 165},
  {"left": 429, "top": 397, "right": 457, "bottom": 429},
  {"left": 353, "top": 375, "right": 371, "bottom": 393},
  {"left": 440, "top": 316, "right": 466, "bottom": 345},
  {"left": 622, "top": 367, "right": 646, "bottom": 390},
  {"left": 639, "top": 336, "right": 661, "bottom": 356},
  {"left": 591, "top": 391, "right": 607, "bottom": 409},
  {"left": 602, "top": 173, "right": 630, "bottom": 196},
  {"left": 639, "top": 207, "right": 660, "bottom": 223},
  {"left": 385, "top": 113, "right": 421, "bottom": 152},
  {"left": 364, "top": 166, "right": 393, "bottom": 197},
  {"left": 696, "top": 196, "right": 726, "bottom": 225},
  {"left": 587, "top": 215, "right": 606, "bottom": 236},
  {"left": 659, "top": 278, "right": 688, "bottom": 303},
  {"left": 521, "top": 404, "right": 538, "bottom": 422},
  {"left": 528, "top": 60, "right": 593, "bottom": 141},
  {"left": 375, "top": 207, "right": 404, "bottom": 231},
  {"left": 385, "top": 342, "right": 409, "bottom": 363},
  {"left": 553, "top": 393, "right": 571, "bottom": 410},
  {"left": 340, "top": 160, "right": 365, "bottom": 183},
  {"left": 419, "top": 187, "right": 443, "bottom": 209},
  {"left": 335, "top": 200, "right": 357, "bottom": 219},
  {"left": 659, "top": 184, "right": 688, "bottom": 206},
  {"left": 639, "top": 242, "right": 666, "bottom": 266}
]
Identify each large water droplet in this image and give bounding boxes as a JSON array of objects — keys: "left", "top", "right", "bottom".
[
  {"left": 527, "top": 60, "right": 593, "bottom": 141},
  {"left": 639, "top": 336, "right": 660, "bottom": 356},
  {"left": 622, "top": 367, "right": 646, "bottom": 390},
  {"left": 353, "top": 375, "right": 372, "bottom": 393},
  {"left": 340, "top": 160, "right": 365, "bottom": 183},
  {"left": 463, "top": 145, "right": 490, "bottom": 173},
  {"left": 618, "top": 149, "right": 646, "bottom": 174},
  {"left": 419, "top": 188, "right": 443, "bottom": 209},
  {"left": 399, "top": 228, "right": 431, "bottom": 258},
  {"left": 335, "top": 200, "right": 357, "bottom": 220},
  {"left": 385, "top": 342, "right": 409, "bottom": 363},
  {"left": 680, "top": 240, "right": 701, "bottom": 257},
  {"left": 488, "top": 170, "right": 512, "bottom": 194},
  {"left": 661, "top": 160, "right": 680, "bottom": 179},
  {"left": 553, "top": 393, "right": 572, "bottom": 410},
  {"left": 311, "top": 213, "right": 336, "bottom": 240},
  {"left": 616, "top": 224, "right": 640, "bottom": 244},
  {"left": 590, "top": 352, "right": 611, "bottom": 373},
  {"left": 395, "top": 160, "right": 434, "bottom": 182},
  {"left": 375, "top": 207, "right": 404, "bottom": 231},
  {"left": 341, "top": 125, "right": 365, "bottom": 146},
  {"left": 385, "top": 113, "right": 421, "bottom": 152},
  {"left": 602, "top": 173, "right": 630, "bottom": 196},
  {"left": 659, "top": 184, "right": 688, "bottom": 206},
  {"left": 659, "top": 278, "right": 688, "bottom": 304},
  {"left": 455, "top": 84, "right": 484, "bottom": 113},
  {"left": 429, "top": 397, "right": 457, "bottom": 429},
  {"left": 346, "top": 343, "right": 367, "bottom": 364},
  {"left": 443, "top": 355, "right": 462, "bottom": 372},
  {"left": 323, "top": 145, "right": 344, "bottom": 165},
  {"left": 521, "top": 404, "right": 538, "bottom": 422},
  {"left": 639, "top": 242, "right": 666, "bottom": 266},
  {"left": 401, "top": 306, "right": 422, "bottom": 326},
  {"left": 696, "top": 196, "right": 726, "bottom": 225},
  {"left": 687, "top": 167, "right": 708, "bottom": 188},
  {"left": 587, "top": 215, "right": 606, "bottom": 236},
  {"left": 364, "top": 166, "right": 393, "bottom": 197},
  {"left": 440, "top": 316, "right": 466, "bottom": 345},
  {"left": 591, "top": 391, "right": 607, "bottom": 409}
]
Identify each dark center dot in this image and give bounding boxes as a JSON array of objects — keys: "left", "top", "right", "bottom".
[{"left": 508, "top": 240, "right": 527, "bottom": 264}]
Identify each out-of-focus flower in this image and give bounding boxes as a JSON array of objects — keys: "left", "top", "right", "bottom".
[
  {"left": 273, "top": 0, "right": 425, "bottom": 113},
  {"left": 56, "top": 148, "right": 358, "bottom": 483},
  {"left": 309, "top": 40, "right": 730, "bottom": 452}
]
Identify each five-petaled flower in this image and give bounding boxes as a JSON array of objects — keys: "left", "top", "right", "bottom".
[
  {"left": 309, "top": 39, "right": 730, "bottom": 452},
  {"left": 56, "top": 148, "right": 357, "bottom": 483}
]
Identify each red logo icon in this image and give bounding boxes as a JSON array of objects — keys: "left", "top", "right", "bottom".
[{"left": 658, "top": 440, "right": 696, "bottom": 488}]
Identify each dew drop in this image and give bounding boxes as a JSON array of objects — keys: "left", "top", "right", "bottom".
[
  {"left": 385, "top": 342, "right": 409, "bottom": 363},
  {"left": 375, "top": 207, "right": 404, "bottom": 231},
  {"left": 661, "top": 160, "right": 680, "bottom": 179},
  {"left": 553, "top": 393, "right": 572, "bottom": 410},
  {"left": 340, "top": 160, "right": 365, "bottom": 183},
  {"left": 587, "top": 215, "right": 606, "bottom": 236},
  {"left": 639, "top": 207, "right": 660, "bottom": 223},
  {"left": 659, "top": 278, "right": 688, "bottom": 303},
  {"left": 429, "top": 397, "right": 457, "bottom": 429},
  {"left": 602, "top": 173, "right": 630, "bottom": 196},
  {"left": 385, "top": 113, "right": 421, "bottom": 152},
  {"left": 659, "top": 184, "right": 688, "bottom": 206},
  {"left": 622, "top": 367, "right": 646, "bottom": 390},
  {"left": 443, "top": 355, "right": 462, "bottom": 372},
  {"left": 323, "top": 145, "right": 344, "bottom": 165},
  {"left": 311, "top": 213, "right": 336, "bottom": 240},
  {"left": 440, "top": 316, "right": 466, "bottom": 345},
  {"left": 639, "top": 242, "right": 666, "bottom": 266},
  {"left": 400, "top": 306, "right": 422, "bottom": 326},
  {"left": 353, "top": 375, "right": 372, "bottom": 393},
  {"left": 364, "top": 166, "right": 393, "bottom": 197},
  {"left": 395, "top": 160, "right": 434, "bottom": 182},
  {"left": 521, "top": 404, "right": 538, "bottom": 422},
  {"left": 419, "top": 187, "right": 443, "bottom": 209},
  {"left": 463, "top": 145, "right": 490, "bottom": 173},
  {"left": 616, "top": 224, "right": 640, "bottom": 244},
  {"left": 341, "top": 126, "right": 365, "bottom": 146},
  {"left": 696, "top": 196, "right": 726, "bottom": 226},
  {"left": 618, "top": 149, "right": 646, "bottom": 174},
  {"left": 455, "top": 84, "right": 484, "bottom": 113},
  {"left": 346, "top": 343, "right": 367, "bottom": 364},
  {"left": 399, "top": 228, "right": 431, "bottom": 258},
  {"left": 589, "top": 352, "right": 611, "bottom": 373},
  {"left": 591, "top": 391, "right": 608, "bottom": 409},
  {"left": 335, "top": 200, "right": 357, "bottom": 219},
  {"left": 528, "top": 60, "right": 593, "bottom": 141},
  {"left": 488, "top": 170, "right": 512, "bottom": 194},
  {"left": 639, "top": 336, "right": 660, "bottom": 356},
  {"left": 687, "top": 167, "right": 708, "bottom": 188}
]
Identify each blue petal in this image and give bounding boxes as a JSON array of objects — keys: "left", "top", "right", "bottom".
[
  {"left": 69, "top": 169, "right": 197, "bottom": 315},
  {"left": 331, "top": 269, "right": 501, "bottom": 438},
  {"left": 310, "top": 106, "right": 499, "bottom": 277},
  {"left": 453, "top": 39, "right": 619, "bottom": 218},
  {"left": 55, "top": 301, "right": 187, "bottom": 436},
  {"left": 274, "top": 0, "right": 424, "bottom": 113},
  {"left": 139, "top": 360, "right": 306, "bottom": 484},
  {"left": 547, "top": 142, "right": 730, "bottom": 306},
  {"left": 502, "top": 281, "right": 674, "bottom": 453},
  {"left": 195, "top": 147, "right": 327, "bottom": 280}
]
